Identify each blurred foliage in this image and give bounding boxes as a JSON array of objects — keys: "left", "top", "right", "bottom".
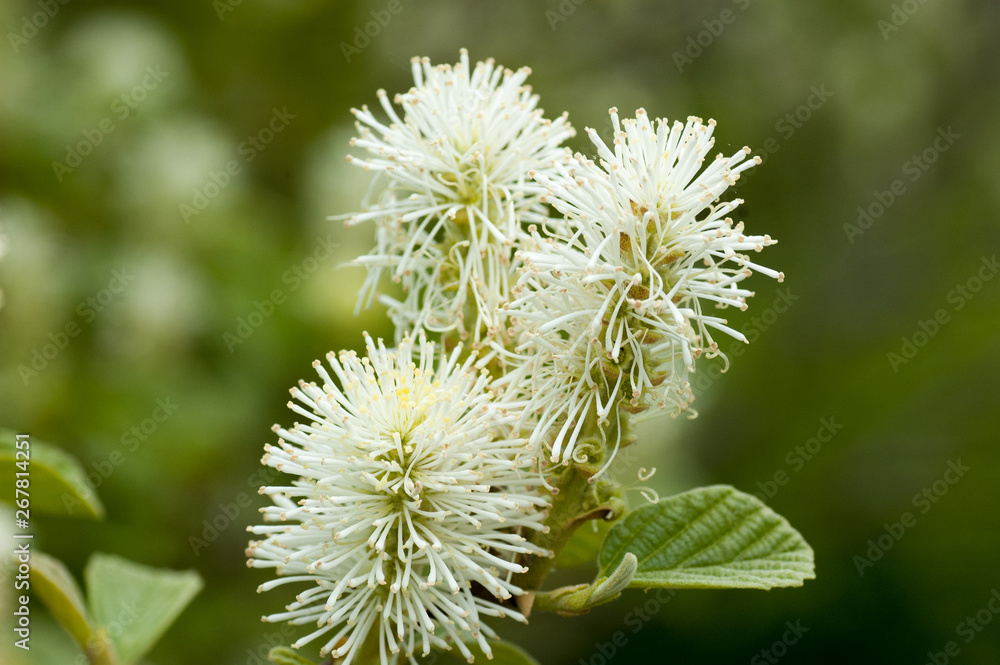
[
  {"left": 1, "top": 0, "right": 999, "bottom": 663},
  {"left": 1, "top": 429, "right": 105, "bottom": 518}
]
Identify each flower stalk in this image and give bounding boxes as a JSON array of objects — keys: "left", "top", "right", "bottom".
[{"left": 513, "top": 405, "right": 628, "bottom": 597}]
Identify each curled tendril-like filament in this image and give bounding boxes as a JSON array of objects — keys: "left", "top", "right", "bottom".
[
  {"left": 622, "top": 485, "right": 660, "bottom": 505},
  {"left": 637, "top": 487, "right": 660, "bottom": 504},
  {"left": 639, "top": 488, "right": 659, "bottom": 504},
  {"left": 637, "top": 467, "right": 656, "bottom": 482},
  {"left": 571, "top": 440, "right": 600, "bottom": 465}
]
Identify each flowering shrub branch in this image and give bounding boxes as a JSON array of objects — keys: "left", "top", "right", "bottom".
[{"left": 246, "top": 50, "right": 815, "bottom": 665}]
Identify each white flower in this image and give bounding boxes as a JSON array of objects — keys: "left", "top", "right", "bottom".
[
  {"left": 508, "top": 109, "right": 781, "bottom": 465},
  {"left": 343, "top": 49, "right": 574, "bottom": 348},
  {"left": 246, "top": 333, "right": 547, "bottom": 665}
]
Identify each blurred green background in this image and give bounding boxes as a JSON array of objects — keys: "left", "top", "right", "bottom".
[{"left": 2, "top": 0, "right": 999, "bottom": 663}]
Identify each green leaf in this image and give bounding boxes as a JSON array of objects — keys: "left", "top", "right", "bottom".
[
  {"left": 599, "top": 485, "right": 815, "bottom": 590},
  {"left": 267, "top": 646, "right": 319, "bottom": 665},
  {"left": 31, "top": 552, "right": 109, "bottom": 660},
  {"left": 31, "top": 552, "right": 118, "bottom": 665},
  {"left": 428, "top": 640, "right": 540, "bottom": 665},
  {"left": 588, "top": 551, "right": 638, "bottom": 604},
  {"left": 533, "top": 553, "right": 637, "bottom": 615},
  {"left": 0, "top": 429, "right": 104, "bottom": 519},
  {"left": 85, "top": 553, "right": 203, "bottom": 665}
]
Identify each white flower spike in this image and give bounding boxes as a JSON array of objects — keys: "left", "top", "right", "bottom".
[
  {"left": 247, "top": 333, "right": 548, "bottom": 665},
  {"left": 343, "top": 50, "right": 575, "bottom": 349},
  {"left": 510, "top": 109, "right": 782, "bottom": 464}
]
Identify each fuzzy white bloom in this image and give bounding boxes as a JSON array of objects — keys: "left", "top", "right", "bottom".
[
  {"left": 246, "top": 333, "right": 548, "bottom": 665},
  {"left": 344, "top": 49, "right": 575, "bottom": 349},
  {"left": 508, "top": 109, "right": 782, "bottom": 465}
]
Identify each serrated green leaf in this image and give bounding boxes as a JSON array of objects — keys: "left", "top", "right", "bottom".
[
  {"left": 426, "top": 640, "right": 540, "bottom": 665},
  {"left": 0, "top": 429, "right": 104, "bottom": 519},
  {"left": 85, "top": 553, "right": 203, "bottom": 665},
  {"left": 599, "top": 485, "right": 815, "bottom": 590},
  {"left": 267, "top": 646, "right": 319, "bottom": 665}
]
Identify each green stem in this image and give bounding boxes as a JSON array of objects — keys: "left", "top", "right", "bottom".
[
  {"left": 86, "top": 629, "right": 117, "bottom": 665},
  {"left": 514, "top": 407, "right": 626, "bottom": 594},
  {"left": 514, "top": 466, "right": 596, "bottom": 593}
]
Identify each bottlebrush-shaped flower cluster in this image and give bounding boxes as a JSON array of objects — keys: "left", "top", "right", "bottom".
[{"left": 247, "top": 49, "right": 780, "bottom": 665}]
